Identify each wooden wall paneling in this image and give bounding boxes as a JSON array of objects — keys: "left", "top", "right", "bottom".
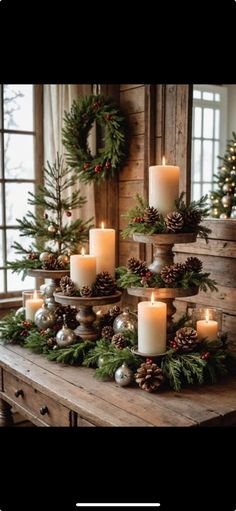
[{"left": 175, "top": 85, "right": 193, "bottom": 204}]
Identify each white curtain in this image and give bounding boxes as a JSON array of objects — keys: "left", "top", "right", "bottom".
[{"left": 43, "top": 84, "right": 95, "bottom": 223}]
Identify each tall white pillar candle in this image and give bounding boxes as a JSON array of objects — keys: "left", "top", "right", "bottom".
[
  {"left": 70, "top": 249, "right": 96, "bottom": 289},
  {"left": 89, "top": 223, "right": 116, "bottom": 277},
  {"left": 149, "top": 157, "right": 180, "bottom": 216},
  {"left": 25, "top": 291, "right": 44, "bottom": 321},
  {"left": 138, "top": 298, "right": 167, "bottom": 354}
]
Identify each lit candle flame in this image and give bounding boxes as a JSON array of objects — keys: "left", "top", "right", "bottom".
[
  {"left": 81, "top": 247, "right": 85, "bottom": 256},
  {"left": 33, "top": 290, "right": 37, "bottom": 299},
  {"left": 101, "top": 222, "right": 105, "bottom": 229},
  {"left": 206, "top": 309, "right": 209, "bottom": 322},
  {"left": 162, "top": 156, "right": 166, "bottom": 166},
  {"left": 151, "top": 292, "right": 155, "bottom": 305}
]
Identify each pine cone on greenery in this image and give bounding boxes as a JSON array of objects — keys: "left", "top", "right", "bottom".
[
  {"left": 184, "top": 209, "right": 202, "bottom": 229},
  {"left": 111, "top": 333, "right": 128, "bottom": 350},
  {"left": 60, "top": 276, "right": 76, "bottom": 296},
  {"left": 46, "top": 337, "right": 57, "bottom": 348},
  {"left": 165, "top": 211, "right": 184, "bottom": 232},
  {"left": 93, "top": 272, "right": 117, "bottom": 296},
  {"left": 127, "top": 257, "right": 148, "bottom": 275},
  {"left": 27, "top": 252, "right": 39, "bottom": 260},
  {"left": 185, "top": 257, "right": 203, "bottom": 273},
  {"left": 174, "top": 327, "right": 199, "bottom": 352},
  {"left": 135, "top": 362, "right": 164, "bottom": 392},
  {"left": 160, "top": 263, "right": 185, "bottom": 285},
  {"left": 109, "top": 305, "right": 121, "bottom": 319},
  {"left": 55, "top": 305, "right": 78, "bottom": 330},
  {"left": 80, "top": 285, "right": 93, "bottom": 297},
  {"left": 42, "top": 253, "right": 58, "bottom": 270},
  {"left": 101, "top": 325, "right": 114, "bottom": 340},
  {"left": 143, "top": 206, "right": 160, "bottom": 225}
]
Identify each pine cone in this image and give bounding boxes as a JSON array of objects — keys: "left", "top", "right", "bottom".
[
  {"left": 27, "top": 252, "right": 39, "bottom": 260},
  {"left": 184, "top": 209, "right": 202, "bottom": 229},
  {"left": 109, "top": 305, "right": 121, "bottom": 319},
  {"left": 60, "top": 276, "right": 76, "bottom": 296},
  {"left": 55, "top": 305, "right": 78, "bottom": 330},
  {"left": 99, "top": 312, "right": 114, "bottom": 328},
  {"left": 42, "top": 253, "right": 58, "bottom": 270},
  {"left": 127, "top": 257, "right": 148, "bottom": 275},
  {"left": 111, "top": 333, "right": 128, "bottom": 350},
  {"left": 101, "top": 325, "right": 114, "bottom": 340},
  {"left": 80, "top": 285, "right": 93, "bottom": 297},
  {"left": 174, "top": 327, "right": 199, "bottom": 352},
  {"left": 93, "top": 272, "right": 117, "bottom": 296},
  {"left": 161, "top": 263, "right": 185, "bottom": 285},
  {"left": 135, "top": 362, "right": 164, "bottom": 392},
  {"left": 143, "top": 206, "right": 160, "bottom": 225},
  {"left": 165, "top": 211, "right": 184, "bottom": 232},
  {"left": 46, "top": 337, "right": 57, "bottom": 348},
  {"left": 185, "top": 257, "right": 203, "bottom": 273}
]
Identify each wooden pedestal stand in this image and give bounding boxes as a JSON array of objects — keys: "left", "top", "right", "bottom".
[
  {"left": 128, "top": 232, "right": 198, "bottom": 329},
  {"left": 27, "top": 269, "right": 70, "bottom": 310},
  {"left": 54, "top": 291, "right": 122, "bottom": 341}
]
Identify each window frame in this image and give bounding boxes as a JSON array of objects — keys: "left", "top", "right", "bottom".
[{"left": 0, "top": 84, "right": 43, "bottom": 299}]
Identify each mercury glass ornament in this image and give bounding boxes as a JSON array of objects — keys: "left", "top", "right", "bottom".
[
  {"left": 15, "top": 307, "right": 25, "bottom": 319},
  {"left": 222, "top": 194, "right": 233, "bottom": 208},
  {"left": 222, "top": 183, "right": 233, "bottom": 193},
  {"left": 56, "top": 325, "right": 76, "bottom": 347},
  {"left": 39, "top": 252, "right": 50, "bottom": 263},
  {"left": 34, "top": 304, "right": 56, "bottom": 329},
  {"left": 115, "top": 363, "right": 133, "bottom": 387},
  {"left": 230, "top": 206, "right": 236, "bottom": 219},
  {"left": 220, "top": 213, "right": 228, "bottom": 219},
  {"left": 113, "top": 308, "right": 138, "bottom": 334}
]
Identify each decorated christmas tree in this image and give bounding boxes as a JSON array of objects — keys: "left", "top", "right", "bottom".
[
  {"left": 7, "top": 153, "right": 93, "bottom": 278},
  {"left": 209, "top": 131, "right": 236, "bottom": 218}
]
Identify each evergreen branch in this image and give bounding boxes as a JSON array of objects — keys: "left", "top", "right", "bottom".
[
  {"left": 0, "top": 313, "right": 36, "bottom": 343},
  {"left": 47, "top": 341, "right": 94, "bottom": 365},
  {"left": 94, "top": 348, "right": 140, "bottom": 380}
]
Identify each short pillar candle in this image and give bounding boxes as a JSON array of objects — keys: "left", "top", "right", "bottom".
[
  {"left": 149, "top": 157, "right": 180, "bottom": 217},
  {"left": 196, "top": 309, "right": 218, "bottom": 341},
  {"left": 24, "top": 290, "right": 44, "bottom": 321},
  {"left": 89, "top": 222, "right": 116, "bottom": 277},
  {"left": 138, "top": 296, "right": 167, "bottom": 354},
  {"left": 70, "top": 248, "right": 96, "bottom": 289}
]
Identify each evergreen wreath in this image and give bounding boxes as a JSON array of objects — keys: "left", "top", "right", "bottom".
[{"left": 62, "top": 94, "right": 127, "bottom": 184}]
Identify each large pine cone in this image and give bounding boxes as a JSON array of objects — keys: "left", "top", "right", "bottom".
[
  {"left": 143, "top": 206, "right": 160, "bottom": 225},
  {"left": 111, "top": 333, "right": 128, "bottom": 350},
  {"left": 42, "top": 253, "right": 58, "bottom": 270},
  {"left": 80, "top": 285, "right": 93, "bottom": 297},
  {"left": 135, "top": 362, "right": 164, "bottom": 392},
  {"left": 161, "top": 263, "right": 185, "bottom": 285},
  {"left": 60, "top": 276, "right": 76, "bottom": 296},
  {"left": 174, "top": 327, "right": 199, "bottom": 352},
  {"left": 184, "top": 209, "right": 202, "bottom": 229},
  {"left": 93, "top": 272, "right": 117, "bottom": 296},
  {"left": 127, "top": 257, "right": 148, "bottom": 275},
  {"left": 101, "top": 325, "right": 114, "bottom": 340},
  {"left": 185, "top": 257, "right": 203, "bottom": 273},
  {"left": 165, "top": 211, "right": 184, "bottom": 232}
]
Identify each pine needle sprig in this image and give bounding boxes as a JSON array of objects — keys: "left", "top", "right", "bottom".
[{"left": 46, "top": 341, "right": 93, "bottom": 365}]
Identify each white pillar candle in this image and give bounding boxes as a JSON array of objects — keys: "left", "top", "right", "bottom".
[
  {"left": 89, "top": 223, "right": 116, "bottom": 277},
  {"left": 149, "top": 157, "right": 180, "bottom": 216},
  {"left": 197, "top": 309, "right": 218, "bottom": 341},
  {"left": 25, "top": 291, "right": 44, "bottom": 321},
  {"left": 70, "top": 248, "right": 96, "bottom": 289},
  {"left": 138, "top": 296, "right": 166, "bottom": 354}
]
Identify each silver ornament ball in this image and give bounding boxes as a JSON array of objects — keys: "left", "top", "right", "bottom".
[
  {"left": 113, "top": 308, "right": 138, "bottom": 334},
  {"left": 115, "top": 363, "right": 133, "bottom": 387},
  {"left": 34, "top": 304, "right": 56, "bottom": 329},
  {"left": 15, "top": 307, "right": 25, "bottom": 319},
  {"left": 230, "top": 206, "right": 236, "bottom": 219},
  {"left": 56, "top": 325, "right": 76, "bottom": 347},
  {"left": 44, "top": 282, "right": 56, "bottom": 298},
  {"left": 222, "top": 183, "right": 232, "bottom": 193},
  {"left": 39, "top": 252, "right": 50, "bottom": 262},
  {"left": 222, "top": 194, "right": 233, "bottom": 208},
  {"left": 219, "top": 213, "right": 228, "bottom": 219}
]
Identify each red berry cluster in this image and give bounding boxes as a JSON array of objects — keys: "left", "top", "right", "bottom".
[
  {"left": 93, "top": 100, "right": 101, "bottom": 110},
  {"left": 83, "top": 163, "right": 90, "bottom": 170},
  {"left": 105, "top": 161, "right": 111, "bottom": 169},
  {"left": 95, "top": 164, "right": 102, "bottom": 173},
  {"left": 146, "top": 358, "right": 153, "bottom": 364},
  {"left": 105, "top": 114, "right": 112, "bottom": 121},
  {"left": 201, "top": 351, "right": 210, "bottom": 360},
  {"left": 170, "top": 340, "right": 178, "bottom": 350},
  {"left": 133, "top": 216, "right": 145, "bottom": 223}
]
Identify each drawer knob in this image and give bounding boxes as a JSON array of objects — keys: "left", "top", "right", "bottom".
[
  {"left": 15, "top": 389, "right": 24, "bottom": 398},
  {"left": 40, "top": 406, "right": 49, "bottom": 416}
]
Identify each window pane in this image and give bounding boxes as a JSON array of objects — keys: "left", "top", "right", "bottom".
[
  {"left": 0, "top": 185, "right": 2, "bottom": 224},
  {"left": 193, "top": 139, "right": 201, "bottom": 181},
  {"left": 193, "top": 183, "right": 201, "bottom": 201},
  {"left": 7, "top": 270, "right": 35, "bottom": 292},
  {"left": 214, "top": 110, "right": 220, "bottom": 139},
  {"left": 194, "top": 107, "right": 202, "bottom": 137},
  {"left": 203, "top": 92, "right": 213, "bottom": 101},
  {"left": 0, "top": 269, "right": 4, "bottom": 292},
  {"left": 4, "top": 133, "right": 34, "bottom": 179},
  {"left": 214, "top": 141, "right": 219, "bottom": 173},
  {"left": 3, "top": 84, "right": 33, "bottom": 132},
  {"left": 203, "top": 108, "right": 213, "bottom": 138},
  {"left": 215, "top": 93, "right": 220, "bottom": 102},
  {"left": 6, "top": 229, "right": 33, "bottom": 261},
  {"left": 203, "top": 140, "right": 213, "bottom": 181},
  {"left": 203, "top": 183, "right": 212, "bottom": 197},
  {"left": 5, "top": 183, "right": 34, "bottom": 225},
  {"left": 193, "top": 90, "right": 201, "bottom": 99},
  {"left": 0, "top": 231, "right": 3, "bottom": 265}
]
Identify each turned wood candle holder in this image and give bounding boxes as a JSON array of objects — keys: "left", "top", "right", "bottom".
[
  {"left": 27, "top": 269, "right": 70, "bottom": 310},
  {"left": 129, "top": 232, "right": 198, "bottom": 329},
  {"left": 54, "top": 291, "right": 122, "bottom": 341}
]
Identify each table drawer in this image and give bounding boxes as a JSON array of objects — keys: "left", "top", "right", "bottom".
[{"left": 3, "top": 370, "right": 71, "bottom": 427}]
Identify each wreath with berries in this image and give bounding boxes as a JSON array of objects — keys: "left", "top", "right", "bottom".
[{"left": 62, "top": 94, "right": 127, "bottom": 184}]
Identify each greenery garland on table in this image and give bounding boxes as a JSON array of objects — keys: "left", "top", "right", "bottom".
[
  {"left": 1, "top": 310, "right": 236, "bottom": 392},
  {"left": 62, "top": 94, "right": 127, "bottom": 184},
  {"left": 122, "top": 193, "right": 211, "bottom": 240}
]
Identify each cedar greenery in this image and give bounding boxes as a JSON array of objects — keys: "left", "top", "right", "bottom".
[
  {"left": 7, "top": 154, "right": 94, "bottom": 279},
  {"left": 62, "top": 94, "right": 127, "bottom": 184},
  {"left": 122, "top": 193, "right": 211, "bottom": 240}
]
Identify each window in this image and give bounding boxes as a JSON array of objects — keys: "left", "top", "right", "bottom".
[
  {"left": 191, "top": 84, "right": 227, "bottom": 201},
  {"left": 0, "top": 84, "right": 43, "bottom": 298}
]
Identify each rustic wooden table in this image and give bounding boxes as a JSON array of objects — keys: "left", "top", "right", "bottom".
[{"left": 1, "top": 344, "right": 236, "bottom": 427}]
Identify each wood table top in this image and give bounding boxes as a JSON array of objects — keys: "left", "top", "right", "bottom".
[{"left": 1, "top": 343, "right": 236, "bottom": 427}]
